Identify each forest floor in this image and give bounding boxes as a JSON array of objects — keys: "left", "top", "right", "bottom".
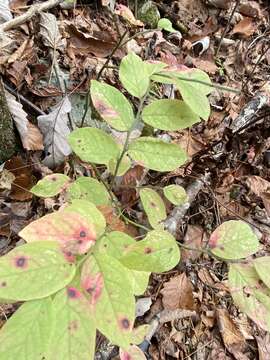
[{"left": 0, "top": 0, "right": 270, "bottom": 359}]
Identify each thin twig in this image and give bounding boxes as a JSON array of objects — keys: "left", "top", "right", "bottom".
[
  {"left": 0, "top": 0, "right": 64, "bottom": 32},
  {"left": 215, "top": 0, "right": 240, "bottom": 57}
]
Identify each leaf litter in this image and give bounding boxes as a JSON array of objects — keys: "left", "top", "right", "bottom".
[{"left": 0, "top": 0, "right": 270, "bottom": 358}]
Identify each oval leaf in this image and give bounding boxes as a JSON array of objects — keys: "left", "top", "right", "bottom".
[
  {"left": 163, "top": 184, "right": 188, "bottom": 205},
  {"left": 108, "top": 155, "right": 131, "bottom": 176},
  {"left": 139, "top": 188, "right": 166, "bottom": 229},
  {"left": 68, "top": 127, "right": 119, "bottom": 165},
  {"left": 0, "top": 298, "right": 53, "bottom": 359},
  {"left": 209, "top": 220, "right": 259, "bottom": 260},
  {"left": 31, "top": 174, "right": 70, "bottom": 197},
  {"left": 91, "top": 80, "right": 134, "bottom": 131},
  {"left": 98, "top": 232, "right": 150, "bottom": 295},
  {"left": 253, "top": 257, "right": 270, "bottom": 288},
  {"left": 64, "top": 199, "right": 106, "bottom": 239},
  {"left": 157, "top": 18, "right": 176, "bottom": 33},
  {"left": 229, "top": 263, "right": 270, "bottom": 332},
  {"left": 47, "top": 287, "right": 96, "bottom": 360},
  {"left": 120, "top": 230, "right": 180, "bottom": 272},
  {"left": 0, "top": 242, "right": 76, "bottom": 301},
  {"left": 19, "top": 211, "right": 96, "bottom": 256},
  {"left": 128, "top": 137, "right": 187, "bottom": 172},
  {"left": 142, "top": 99, "right": 200, "bottom": 130},
  {"left": 119, "top": 53, "right": 150, "bottom": 98},
  {"left": 67, "top": 176, "right": 111, "bottom": 205},
  {"left": 81, "top": 252, "right": 135, "bottom": 348}
]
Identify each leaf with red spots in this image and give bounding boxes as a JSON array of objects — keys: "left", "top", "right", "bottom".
[
  {"left": 31, "top": 173, "right": 70, "bottom": 197},
  {"left": 139, "top": 188, "right": 166, "bottom": 229},
  {"left": 47, "top": 286, "right": 96, "bottom": 360},
  {"left": 64, "top": 199, "right": 106, "bottom": 238},
  {"left": 0, "top": 242, "right": 75, "bottom": 301},
  {"left": 81, "top": 251, "right": 135, "bottom": 348},
  {"left": 98, "top": 232, "right": 150, "bottom": 295},
  {"left": 19, "top": 211, "right": 96, "bottom": 256},
  {"left": 228, "top": 262, "right": 270, "bottom": 332},
  {"left": 91, "top": 80, "right": 134, "bottom": 131},
  {"left": 209, "top": 220, "right": 259, "bottom": 260},
  {"left": 0, "top": 297, "right": 53, "bottom": 359},
  {"left": 120, "top": 230, "right": 180, "bottom": 272},
  {"left": 120, "top": 345, "right": 147, "bottom": 360}
]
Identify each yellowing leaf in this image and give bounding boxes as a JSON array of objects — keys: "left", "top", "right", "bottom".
[
  {"left": 0, "top": 242, "right": 76, "bottom": 301},
  {"left": 209, "top": 220, "right": 259, "bottom": 260},
  {"left": 31, "top": 174, "right": 70, "bottom": 197},
  {"left": 139, "top": 188, "right": 166, "bottom": 229},
  {"left": 163, "top": 184, "right": 188, "bottom": 205},
  {"left": 128, "top": 137, "right": 187, "bottom": 172},
  {"left": 91, "top": 80, "right": 134, "bottom": 131},
  {"left": 68, "top": 127, "right": 119, "bottom": 165},
  {"left": 142, "top": 99, "right": 199, "bottom": 130}
]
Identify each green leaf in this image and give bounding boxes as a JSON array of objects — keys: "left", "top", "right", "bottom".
[
  {"left": 47, "top": 287, "right": 96, "bottom": 360},
  {"left": 0, "top": 298, "right": 53, "bottom": 359},
  {"left": 0, "top": 242, "right": 75, "bottom": 301},
  {"left": 175, "top": 78, "right": 210, "bottom": 120},
  {"left": 108, "top": 155, "right": 131, "bottom": 176},
  {"left": 120, "top": 230, "right": 180, "bottom": 272},
  {"left": 81, "top": 252, "right": 135, "bottom": 348},
  {"left": 19, "top": 211, "right": 96, "bottom": 257},
  {"left": 119, "top": 53, "right": 150, "bottom": 98},
  {"left": 128, "top": 137, "right": 187, "bottom": 171},
  {"left": 209, "top": 220, "right": 259, "bottom": 260},
  {"left": 139, "top": 188, "right": 166, "bottom": 229},
  {"left": 157, "top": 18, "right": 176, "bottom": 32},
  {"left": 253, "top": 257, "right": 270, "bottom": 288},
  {"left": 31, "top": 174, "right": 70, "bottom": 197},
  {"left": 144, "top": 61, "right": 167, "bottom": 77},
  {"left": 64, "top": 199, "right": 106, "bottom": 238},
  {"left": 68, "top": 127, "right": 119, "bottom": 165},
  {"left": 142, "top": 99, "right": 199, "bottom": 130},
  {"left": 229, "top": 263, "right": 270, "bottom": 332},
  {"left": 98, "top": 232, "right": 150, "bottom": 295},
  {"left": 91, "top": 80, "right": 134, "bottom": 131},
  {"left": 67, "top": 176, "right": 111, "bottom": 205},
  {"left": 163, "top": 184, "right": 188, "bottom": 205}
]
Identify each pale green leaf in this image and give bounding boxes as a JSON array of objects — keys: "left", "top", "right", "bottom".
[
  {"left": 119, "top": 53, "right": 150, "bottom": 98},
  {"left": 254, "top": 257, "right": 270, "bottom": 288},
  {"left": 108, "top": 155, "right": 131, "bottom": 176},
  {"left": 19, "top": 211, "right": 96, "bottom": 256},
  {"left": 64, "top": 199, "right": 106, "bottom": 238},
  {"left": 91, "top": 80, "right": 134, "bottom": 131},
  {"left": 139, "top": 188, "right": 166, "bottom": 229},
  {"left": 47, "top": 287, "right": 96, "bottom": 360},
  {"left": 128, "top": 137, "right": 187, "bottom": 171},
  {"left": 157, "top": 18, "right": 176, "bottom": 33},
  {"left": 81, "top": 252, "right": 135, "bottom": 348},
  {"left": 98, "top": 231, "right": 150, "bottom": 295},
  {"left": 0, "top": 298, "right": 53, "bottom": 360},
  {"left": 142, "top": 99, "right": 199, "bottom": 130},
  {"left": 144, "top": 61, "right": 167, "bottom": 77},
  {"left": 31, "top": 174, "right": 70, "bottom": 197},
  {"left": 120, "top": 230, "right": 180, "bottom": 272},
  {"left": 0, "top": 242, "right": 76, "bottom": 301},
  {"left": 229, "top": 263, "right": 270, "bottom": 332},
  {"left": 209, "top": 220, "right": 259, "bottom": 260},
  {"left": 175, "top": 78, "right": 210, "bottom": 120},
  {"left": 68, "top": 127, "right": 119, "bottom": 165},
  {"left": 163, "top": 184, "right": 188, "bottom": 205},
  {"left": 67, "top": 176, "right": 111, "bottom": 205}
]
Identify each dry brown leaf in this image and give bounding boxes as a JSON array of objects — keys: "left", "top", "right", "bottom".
[
  {"left": 232, "top": 17, "right": 257, "bottom": 38},
  {"left": 9, "top": 0, "right": 28, "bottom": 10},
  {"left": 182, "top": 225, "right": 207, "bottom": 261},
  {"left": 5, "top": 90, "right": 44, "bottom": 151},
  {"left": 161, "top": 273, "right": 195, "bottom": 311},
  {"left": 216, "top": 308, "right": 248, "bottom": 360},
  {"left": 97, "top": 205, "right": 126, "bottom": 233},
  {"left": 191, "top": 58, "right": 218, "bottom": 74},
  {"left": 0, "top": 169, "right": 15, "bottom": 190},
  {"left": 115, "top": 4, "right": 144, "bottom": 26},
  {"left": 6, "top": 60, "right": 27, "bottom": 87},
  {"left": 238, "top": 1, "right": 262, "bottom": 18},
  {"left": 246, "top": 176, "right": 270, "bottom": 196},
  {"left": 256, "top": 334, "right": 270, "bottom": 360}
]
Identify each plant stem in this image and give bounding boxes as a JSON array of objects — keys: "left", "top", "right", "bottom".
[
  {"left": 91, "top": 163, "right": 116, "bottom": 205},
  {"left": 120, "top": 213, "right": 151, "bottom": 232},
  {"left": 110, "top": 89, "right": 149, "bottom": 187}
]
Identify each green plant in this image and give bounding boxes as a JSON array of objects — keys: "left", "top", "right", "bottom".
[{"left": 0, "top": 53, "right": 266, "bottom": 359}]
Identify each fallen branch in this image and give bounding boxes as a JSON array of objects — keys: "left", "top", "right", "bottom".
[
  {"left": 164, "top": 172, "right": 210, "bottom": 237},
  {"left": 0, "top": 0, "right": 64, "bottom": 32}
]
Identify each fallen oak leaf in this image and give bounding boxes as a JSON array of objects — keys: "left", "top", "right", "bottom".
[{"left": 232, "top": 17, "right": 257, "bottom": 38}]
